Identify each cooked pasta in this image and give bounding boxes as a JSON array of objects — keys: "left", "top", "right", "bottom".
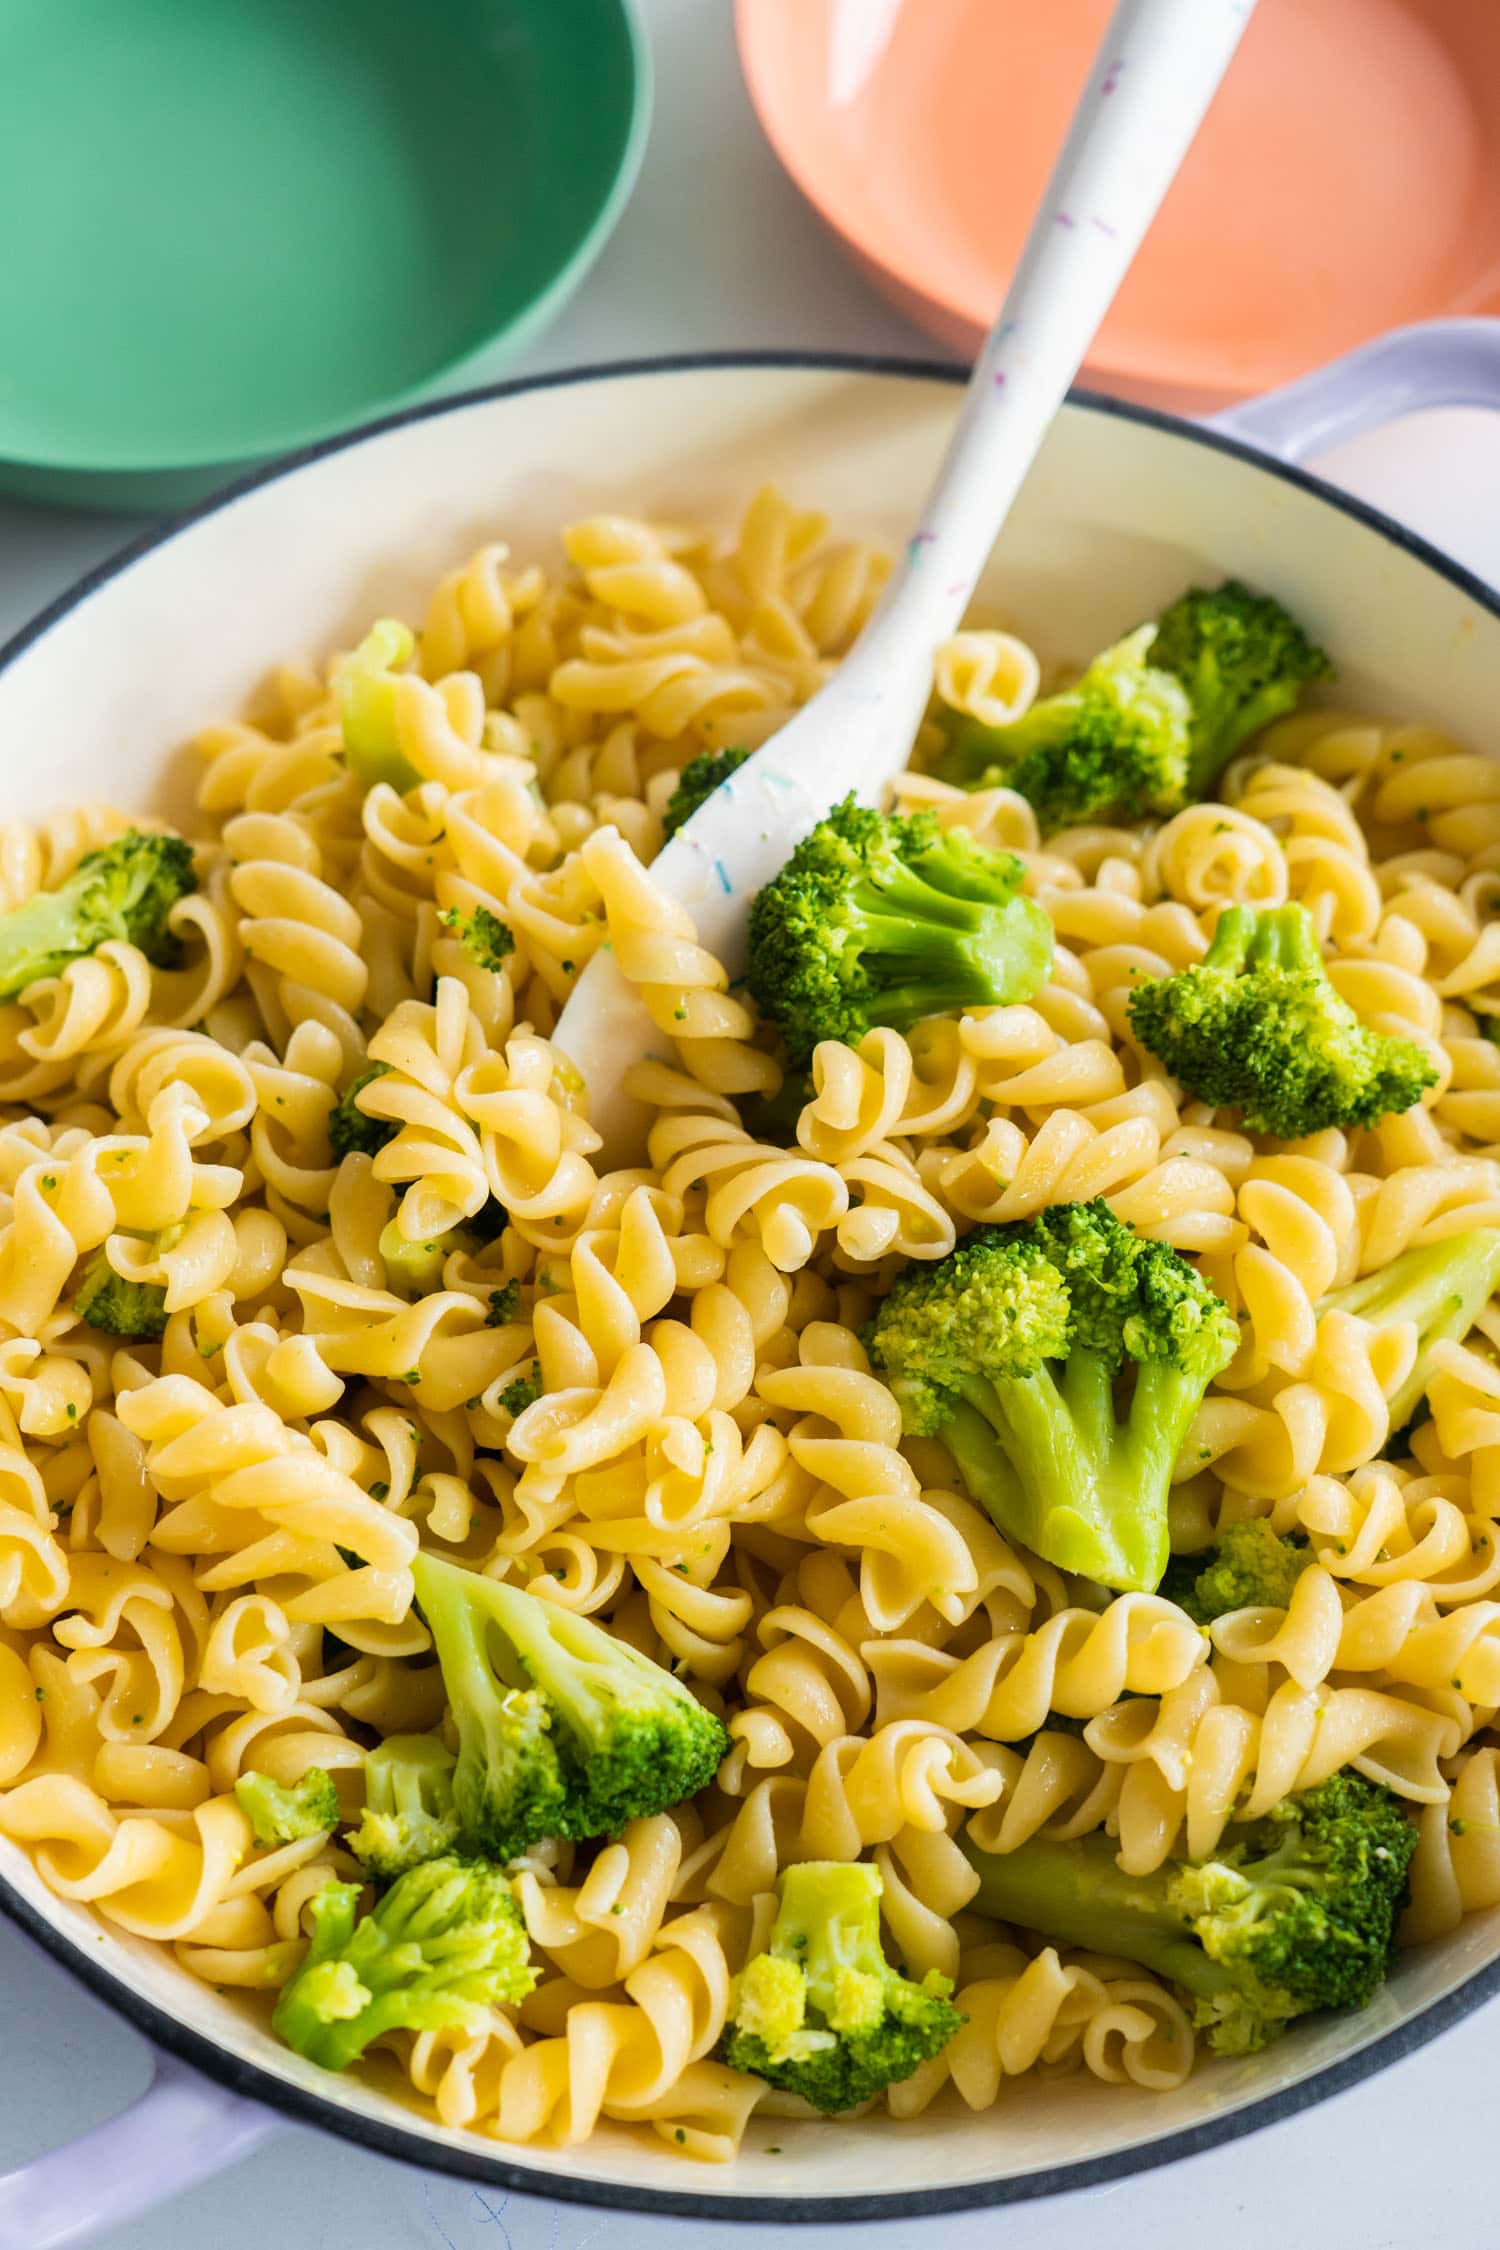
[{"left": 4, "top": 489, "right": 1500, "bottom": 2169}]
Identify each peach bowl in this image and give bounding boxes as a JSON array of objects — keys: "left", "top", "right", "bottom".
[{"left": 736, "top": 0, "right": 1500, "bottom": 411}]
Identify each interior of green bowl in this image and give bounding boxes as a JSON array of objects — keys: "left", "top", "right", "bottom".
[{"left": 0, "top": 0, "right": 646, "bottom": 476}]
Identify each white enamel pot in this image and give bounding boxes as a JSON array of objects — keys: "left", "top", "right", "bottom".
[{"left": 5, "top": 326, "right": 1500, "bottom": 2246}]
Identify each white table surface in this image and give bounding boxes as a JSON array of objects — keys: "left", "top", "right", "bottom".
[{"left": 4, "top": 3, "right": 1500, "bottom": 2245}]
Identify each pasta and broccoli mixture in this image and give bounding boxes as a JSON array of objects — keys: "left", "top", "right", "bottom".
[{"left": 3, "top": 487, "right": 1500, "bottom": 2162}]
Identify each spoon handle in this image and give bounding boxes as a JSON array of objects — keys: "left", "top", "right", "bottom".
[
  {"left": 555, "top": 0, "right": 1258, "bottom": 1151},
  {"left": 861, "top": 0, "right": 1258, "bottom": 659}
]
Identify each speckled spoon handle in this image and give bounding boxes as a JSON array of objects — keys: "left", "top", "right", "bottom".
[
  {"left": 864, "top": 0, "right": 1257, "bottom": 653},
  {"left": 558, "top": 0, "right": 1258, "bottom": 1150}
]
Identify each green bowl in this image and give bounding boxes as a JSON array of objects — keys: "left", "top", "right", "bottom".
[{"left": 0, "top": 0, "right": 650, "bottom": 512}]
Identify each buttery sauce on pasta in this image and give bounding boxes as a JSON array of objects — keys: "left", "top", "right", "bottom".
[{"left": 2, "top": 489, "right": 1500, "bottom": 2160}]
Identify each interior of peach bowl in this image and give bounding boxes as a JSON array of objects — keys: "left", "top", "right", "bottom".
[{"left": 5, "top": 358, "right": 1500, "bottom": 2218}]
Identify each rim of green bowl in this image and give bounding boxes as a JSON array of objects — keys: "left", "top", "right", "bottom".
[{"left": 2, "top": 0, "right": 652, "bottom": 480}]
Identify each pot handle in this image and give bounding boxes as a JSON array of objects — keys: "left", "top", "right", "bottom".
[
  {"left": 1205, "top": 317, "right": 1500, "bottom": 464},
  {"left": 0, "top": 2051, "right": 278, "bottom": 2250}
]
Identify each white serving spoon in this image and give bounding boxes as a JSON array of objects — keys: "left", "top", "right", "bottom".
[{"left": 559, "top": 0, "right": 1258, "bottom": 1155}]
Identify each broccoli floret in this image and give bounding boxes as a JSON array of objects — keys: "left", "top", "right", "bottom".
[
  {"left": 965, "top": 1772, "right": 1415, "bottom": 2055},
  {"left": 1162, "top": 1521, "right": 1310, "bottom": 1625},
  {"left": 441, "top": 905, "right": 515, "bottom": 972},
  {"left": 931, "top": 625, "right": 1193, "bottom": 832},
  {"left": 411, "top": 1552, "right": 729, "bottom": 1863},
  {"left": 486, "top": 1281, "right": 522, "bottom": 1326},
  {"left": 74, "top": 1252, "right": 166, "bottom": 1341},
  {"left": 1191, "top": 1521, "right": 1308, "bottom": 1620},
  {"left": 329, "top": 1063, "right": 397, "bottom": 1162},
  {"left": 1322, "top": 1229, "right": 1500, "bottom": 1433},
  {"left": 498, "top": 1367, "right": 542, "bottom": 1416},
  {"left": 1128, "top": 903, "right": 1437, "bottom": 1139},
  {"left": 271, "top": 1854, "right": 534, "bottom": 2071},
  {"left": 338, "top": 619, "right": 421, "bottom": 793},
  {"left": 865, "top": 1200, "right": 1237, "bottom": 1594},
  {"left": 349, "top": 1734, "right": 461, "bottom": 1881},
  {"left": 931, "top": 586, "right": 1330, "bottom": 834},
  {"left": 1149, "top": 581, "right": 1333, "bottom": 800},
  {"left": 235, "top": 1767, "right": 339, "bottom": 1847},
  {"left": 747, "top": 796, "right": 1054, "bottom": 1067},
  {"left": 662, "top": 747, "right": 752, "bottom": 840},
  {"left": 0, "top": 830, "right": 196, "bottom": 1001},
  {"left": 72, "top": 1226, "right": 189, "bottom": 1340},
  {"left": 719, "top": 1860, "right": 959, "bottom": 2113}
]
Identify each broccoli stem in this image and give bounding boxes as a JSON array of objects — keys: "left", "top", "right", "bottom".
[
  {"left": 0, "top": 889, "right": 93, "bottom": 998},
  {"left": 340, "top": 621, "right": 421, "bottom": 793},
  {"left": 422, "top": 1555, "right": 528, "bottom": 1709},
  {"left": 1061, "top": 1350, "right": 1116, "bottom": 1456},
  {"left": 967, "top": 1773, "right": 1417, "bottom": 2055},
  {"left": 964, "top": 1831, "right": 1234, "bottom": 2002},
  {"left": 946, "top": 1353, "right": 1190, "bottom": 1595},
  {"left": 962, "top": 696, "right": 1072, "bottom": 767},
  {"left": 847, "top": 880, "right": 1046, "bottom": 1028},
  {"left": 1324, "top": 1229, "right": 1500, "bottom": 1430},
  {"left": 485, "top": 1581, "right": 638, "bottom": 1743},
  {"left": 1207, "top": 903, "right": 1321, "bottom": 977}
]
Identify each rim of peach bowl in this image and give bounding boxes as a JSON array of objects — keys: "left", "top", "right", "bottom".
[{"left": 4, "top": 350, "right": 1500, "bottom": 2222}]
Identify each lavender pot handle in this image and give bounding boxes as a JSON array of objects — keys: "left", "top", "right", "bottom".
[
  {"left": 1206, "top": 317, "right": 1500, "bottom": 463},
  {"left": 0, "top": 2052, "right": 277, "bottom": 2250}
]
